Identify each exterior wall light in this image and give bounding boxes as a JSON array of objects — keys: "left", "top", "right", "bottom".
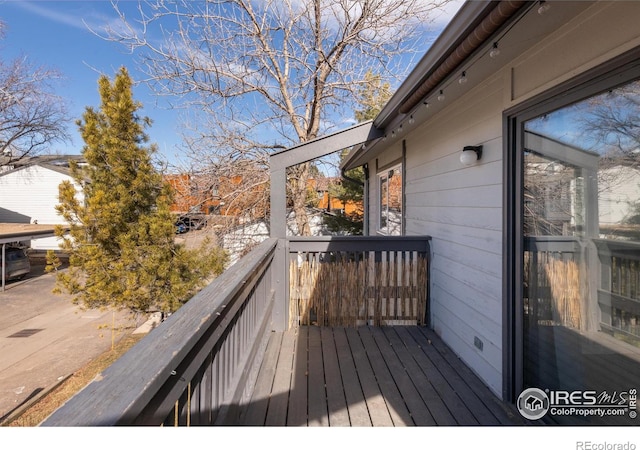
[
  {"left": 460, "top": 145, "right": 482, "bottom": 166},
  {"left": 489, "top": 42, "right": 500, "bottom": 58},
  {"left": 538, "top": 1, "right": 551, "bottom": 15}
]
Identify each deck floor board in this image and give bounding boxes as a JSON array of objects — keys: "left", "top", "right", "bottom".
[
  {"left": 320, "top": 327, "right": 351, "bottom": 426},
  {"left": 240, "top": 326, "right": 524, "bottom": 426},
  {"left": 343, "top": 327, "right": 394, "bottom": 426},
  {"left": 307, "top": 326, "right": 329, "bottom": 426},
  {"left": 333, "top": 327, "right": 372, "bottom": 426},
  {"left": 287, "top": 327, "right": 308, "bottom": 426}
]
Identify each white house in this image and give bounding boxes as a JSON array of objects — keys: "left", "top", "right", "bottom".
[
  {"left": 0, "top": 157, "right": 82, "bottom": 250},
  {"left": 271, "top": 0, "right": 640, "bottom": 425}
]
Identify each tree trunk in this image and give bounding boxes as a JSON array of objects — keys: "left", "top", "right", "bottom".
[{"left": 288, "top": 162, "right": 311, "bottom": 236}]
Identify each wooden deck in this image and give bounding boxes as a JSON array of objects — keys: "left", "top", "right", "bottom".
[{"left": 238, "top": 326, "right": 527, "bottom": 426}]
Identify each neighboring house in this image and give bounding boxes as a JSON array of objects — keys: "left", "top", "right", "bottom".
[
  {"left": 166, "top": 171, "right": 269, "bottom": 220},
  {"left": 0, "top": 156, "right": 83, "bottom": 251},
  {"left": 166, "top": 173, "right": 220, "bottom": 215},
  {"left": 310, "top": 176, "right": 363, "bottom": 216},
  {"left": 271, "top": 0, "right": 640, "bottom": 411},
  {"left": 598, "top": 165, "right": 640, "bottom": 229}
]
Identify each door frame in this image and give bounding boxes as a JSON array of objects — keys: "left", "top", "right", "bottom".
[{"left": 502, "top": 47, "right": 640, "bottom": 402}]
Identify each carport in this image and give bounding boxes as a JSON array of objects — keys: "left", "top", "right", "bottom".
[{"left": 0, "top": 223, "right": 66, "bottom": 291}]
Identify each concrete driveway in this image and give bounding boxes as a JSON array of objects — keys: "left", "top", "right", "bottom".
[{"left": 0, "top": 263, "right": 137, "bottom": 422}]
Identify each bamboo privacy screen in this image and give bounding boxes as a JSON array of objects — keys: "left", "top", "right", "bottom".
[
  {"left": 524, "top": 250, "right": 582, "bottom": 329},
  {"left": 289, "top": 250, "right": 428, "bottom": 327}
]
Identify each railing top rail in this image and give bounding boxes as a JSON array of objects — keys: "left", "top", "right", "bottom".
[
  {"left": 286, "top": 235, "right": 432, "bottom": 242},
  {"left": 593, "top": 238, "right": 640, "bottom": 261},
  {"left": 525, "top": 236, "right": 640, "bottom": 260},
  {"left": 42, "top": 238, "right": 278, "bottom": 426},
  {"left": 524, "top": 235, "right": 580, "bottom": 253},
  {"left": 287, "top": 235, "right": 432, "bottom": 253}
]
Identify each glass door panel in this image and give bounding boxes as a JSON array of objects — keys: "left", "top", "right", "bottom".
[{"left": 522, "top": 79, "right": 640, "bottom": 425}]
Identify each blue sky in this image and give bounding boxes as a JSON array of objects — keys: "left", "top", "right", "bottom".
[
  {"left": 1, "top": 0, "right": 464, "bottom": 168},
  {"left": 1, "top": 0, "right": 185, "bottom": 165}
]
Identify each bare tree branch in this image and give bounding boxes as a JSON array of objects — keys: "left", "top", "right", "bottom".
[
  {"left": 94, "top": 0, "right": 452, "bottom": 235},
  {"left": 0, "top": 23, "right": 70, "bottom": 165}
]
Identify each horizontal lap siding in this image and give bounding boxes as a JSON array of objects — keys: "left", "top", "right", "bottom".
[
  {"left": 0, "top": 166, "right": 70, "bottom": 223},
  {"left": 364, "top": 2, "right": 640, "bottom": 400},
  {"left": 404, "top": 75, "right": 506, "bottom": 397}
]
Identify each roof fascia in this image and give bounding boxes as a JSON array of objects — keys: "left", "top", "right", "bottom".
[
  {"left": 341, "top": 1, "right": 497, "bottom": 171},
  {"left": 374, "top": 1, "right": 498, "bottom": 130}
]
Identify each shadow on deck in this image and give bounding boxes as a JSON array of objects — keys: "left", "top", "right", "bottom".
[{"left": 238, "top": 326, "right": 528, "bottom": 426}]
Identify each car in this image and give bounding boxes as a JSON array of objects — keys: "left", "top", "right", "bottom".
[
  {"left": 175, "top": 221, "right": 187, "bottom": 234},
  {"left": 2, "top": 246, "right": 31, "bottom": 280}
]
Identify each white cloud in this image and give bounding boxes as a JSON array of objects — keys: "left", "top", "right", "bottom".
[
  {"left": 9, "top": 1, "right": 88, "bottom": 30},
  {"left": 429, "top": 0, "right": 466, "bottom": 28}
]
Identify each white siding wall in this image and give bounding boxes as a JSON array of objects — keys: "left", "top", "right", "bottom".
[
  {"left": 0, "top": 165, "right": 79, "bottom": 250},
  {"left": 599, "top": 167, "right": 640, "bottom": 226},
  {"left": 404, "top": 74, "right": 506, "bottom": 396},
  {"left": 365, "top": 1, "right": 640, "bottom": 398}
]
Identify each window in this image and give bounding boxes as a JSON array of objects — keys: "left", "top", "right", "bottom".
[
  {"left": 508, "top": 59, "right": 640, "bottom": 424},
  {"left": 377, "top": 164, "right": 402, "bottom": 235}
]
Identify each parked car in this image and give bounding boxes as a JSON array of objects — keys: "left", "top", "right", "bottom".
[
  {"left": 175, "top": 221, "right": 188, "bottom": 234},
  {"left": 2, "top": 246, "right": 31, "bottom": 280},
  {"left": 175, "top": 214, "right": 207, "bottom": 234}
]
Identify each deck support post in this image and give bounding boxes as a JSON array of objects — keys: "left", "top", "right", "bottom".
[{"left": 271, "top": 238, "right": 288, "bottom": 331}]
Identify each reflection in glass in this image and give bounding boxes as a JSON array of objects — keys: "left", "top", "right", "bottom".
[
  {"left": 522, "top": 80, "right": 640, "bottom": 425},
  {"left": 378, "top": 166, "right": 402, "bottom": 235}
]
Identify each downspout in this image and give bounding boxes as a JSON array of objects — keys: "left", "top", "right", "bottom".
[
  {"left": 363, "top": 163, "right": 369, "bottom": 236},
  {"left": 341, "top": 167, "right": 364, "bottom": 187}
]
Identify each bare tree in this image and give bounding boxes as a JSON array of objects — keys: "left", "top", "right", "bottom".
[
  {"left": 97, "top": 0, "right": 452, "bottom": 235},
  {"left": 0, "top": 22, "right": 70, "bottom": 165},
  {"left": 524, "top": 80, "right": 640, "bottom": 238}
]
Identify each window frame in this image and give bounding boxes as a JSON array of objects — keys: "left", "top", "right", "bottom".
[
  {"left": 376, "top": 162, "right": 403, "bottom": 236},
  {"left": 502, "top": 47, "right": 640, "bottom": 402}
]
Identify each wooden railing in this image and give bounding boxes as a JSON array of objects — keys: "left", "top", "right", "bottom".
[
  {"left": 40, "top": 235, "right": 432, "bottom": 426},
  {"left": 42, "top": 238, "right": 278, "bottom": 426},
  {"left": 594, "top": 239, "right": 640, "bottom": 341},
  {"left": 287, "top": 236, "right": 431, "bottom": 328},
  {"left": 525, "top": 236, "right": 640, "bottom": 343}
]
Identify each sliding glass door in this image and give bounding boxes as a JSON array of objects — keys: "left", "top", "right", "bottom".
[{"left": 516, "top": 72, "right": 640, "bottom": 425}]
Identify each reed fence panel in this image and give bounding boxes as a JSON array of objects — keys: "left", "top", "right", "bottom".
[{"left": 287, "top": 237, "right": 430, "bottom": 327}]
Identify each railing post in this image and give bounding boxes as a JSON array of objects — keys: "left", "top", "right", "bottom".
[{"left": 271, "top": 238, "right": 288, "bottom": 331}]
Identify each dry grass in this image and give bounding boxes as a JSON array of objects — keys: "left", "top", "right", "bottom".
[{"left": 3, "top": 333, "right": 145, "bottom": 427}]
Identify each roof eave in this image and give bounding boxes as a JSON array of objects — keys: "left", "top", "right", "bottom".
[
  {"left": 343, "top": 1, "right": 531, "bottom": 171},
  {"left": 342, "top": 1, "right": 498, "bottom": 171},
  {"left": 374, "top": 1, "right": 498, "bottom": 130}
]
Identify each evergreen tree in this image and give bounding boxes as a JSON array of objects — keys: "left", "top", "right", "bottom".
[
  {"left": 53, "top": 67, "right": 226, "bottom": 315},
  {"left": 354, "top": 71, "right": 394, "bottom": 123}
]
